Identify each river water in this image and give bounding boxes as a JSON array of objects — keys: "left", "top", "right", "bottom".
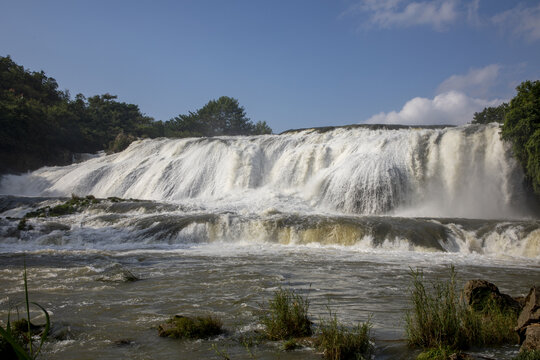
[{"left": 0, "top": 124, "right": 539, "bottom": 359}]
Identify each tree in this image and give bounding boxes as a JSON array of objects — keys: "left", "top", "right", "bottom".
[
  {"left": 253, "top": 120, "right": 272, "bottom": 135},
  {"left": 472, "top": 103, "right": 508, "bottom": 124},
  {"left": 168, "top": 96, "right": 272, "bottom": 136},
  {"left": 501, "top": 80, "right": 540, "bottom": 194}
]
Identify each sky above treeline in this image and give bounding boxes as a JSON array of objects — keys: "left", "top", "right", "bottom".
[{"left": 1, "top": 0, "right": 539, "bottom": 133}]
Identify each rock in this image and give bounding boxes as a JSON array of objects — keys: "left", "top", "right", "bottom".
[
  {"left": 521, "top": 323, "right": 540, "bottom": 351},
  {"left": 448, "top": 353, "right": 474, "bottom": 360},
  {"left": 517, "top": 286, "right": 540, "bottom": 345},
  {"left": 113, "top": 338, "right": 135, "bottom": 346},
  {"left": 49, "top": 322, "right": 75, "bottom": 341},
  {"left": 463, "top": 279, "right": 521, "bottom": 313},
  {"left": 517, "top": 287, "right": 540, "bottom": 330},
  {"left": 96, "top": 264, "right": 139, "bottom": 283}
]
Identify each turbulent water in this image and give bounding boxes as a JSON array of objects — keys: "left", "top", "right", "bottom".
[{"left": 0, "top": 123, "right": 539, "bottom": 359}]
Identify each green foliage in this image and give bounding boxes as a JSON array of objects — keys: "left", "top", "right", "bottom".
[
  {"left": 282, "top": 338, "right": 300, "bottom": 351},
  {"left": 415, "top": 346, "right": 457, "bottom": 360},
  {"left": 158, "top": 315, "right": 223, "bottom": 339},
  {"left": 166, "top": 96, "right": 272, "bottom": 137},
  {"left": 315, "top": 310, "right": 373, "bottom": 360},
  {"left": 405, "top": 266, "right": 518, "bottom": 353},
  {"left": 0, "top": 263, "right": 50, "bottom": 360},
  {"left": 472, "top": 103, "right": 508, "bottom": 124},
  {"left": 515, "top": 350, "right": 540, "bottom": 360},
  {"left": 501, "top": 80, "right": 540, "bottom": 195},
  {"left": 0, "top": 56, "right": 156, "bottom": 173},
  {"left": 261, "top": 287, "right": 312, "bottom": 340}
]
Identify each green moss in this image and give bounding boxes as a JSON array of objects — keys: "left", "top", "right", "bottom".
[
  {"left": 515, "top": 350, "right": 540, "bottom": 360},
  {"left": 315, "top": 311, "right": 373, "bottom": 360},
  {"left": 261, "top": 287, "right": 312, "bottom": 340},
  {"left": 158, "top": 315, "right": 223, "bottom": 339}
]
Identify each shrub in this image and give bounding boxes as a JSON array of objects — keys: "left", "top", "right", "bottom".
[
  {"left": 158, "top": 315, "right": 223, "bottom": 339},
  {"left": 315, "top": 310, "right": 373, "bottom": 360},
  {"left": 261, "top": 287, "right": 312, "bottom": 340},
  {"left": 515, "top": 350, "right": 540, "bottom": 360},
  {"left": 405, "top": 266, "right": 518, "bottom": 353}
]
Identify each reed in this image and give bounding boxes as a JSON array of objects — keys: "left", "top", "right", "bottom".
[
  {"left": 0, "top": 262, "right": 50, "bottom": 360},
  {"left": 261, "top": 287, "right": 312, "bottom": 340},
  {"left": 315, "top": 309, "right": 373, "bottom": 360}
]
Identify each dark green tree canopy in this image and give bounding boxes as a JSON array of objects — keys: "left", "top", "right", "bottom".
[
  {"left": 167, "top": 96, "right": 272, "bottom": 137},
  {"left": 501, "top": 80, "right": 540, "bottom": 194},
  {"left": 472, "top": 103, "right": 508, "bottom": 124}
]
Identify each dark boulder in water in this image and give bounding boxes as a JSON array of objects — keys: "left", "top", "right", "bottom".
[{"left": 463, "top": 279, "right": 521, "bottom": 313}]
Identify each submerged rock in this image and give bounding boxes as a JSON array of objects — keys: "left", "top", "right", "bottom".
[
  {"left": 463, "top": 279, "right": 521, "bottom": 313},
  {"left": 96, "top": 264, "right": 139, "bottom": 283}
]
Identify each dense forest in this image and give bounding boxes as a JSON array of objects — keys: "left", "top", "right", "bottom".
[{"left": 0, "top": 56, "right": 271, "bottom": 174}]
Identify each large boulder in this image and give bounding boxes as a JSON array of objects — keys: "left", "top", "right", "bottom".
[
  {"left": 463, "top": 279, "right": 521, "bottom": 313},
  {"left": 516, "top": 286, "right": 540, "bottom": 349},
  {"left": 521, "top": 324, "right": 540, "bottom": 351}
]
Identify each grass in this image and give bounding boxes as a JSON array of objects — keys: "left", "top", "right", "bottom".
[
  {"left": 0, "top": 262, "right": 50, "bottom": 360},
  {"left": 514, "top": 350, "right": 540, "bottom": 360},
  {"left": 315, "top": 310, "right": 373, "bottom": 360},
  {"left": 261, "top": 287, "right": 312, "bottom": 340},
  {"left": 405, "top": 266, "right": 518, "bottom": 355},
  {"left": 157, "top": 315, "right": 223, "bottom": 339},
  {"left": 415, "top": 346, "right": 458, "bottom": 360}
]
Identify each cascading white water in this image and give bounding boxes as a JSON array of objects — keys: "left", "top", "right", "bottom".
[{"left": 0, "top": 123, "right": 530, "bottom": 219}]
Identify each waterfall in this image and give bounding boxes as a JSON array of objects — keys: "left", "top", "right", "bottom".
[{"left": 0, "top": 123, "right": 531, "bottom": 219}]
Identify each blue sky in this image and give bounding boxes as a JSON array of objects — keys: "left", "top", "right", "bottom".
[{"left": 1, "top": 0, "right": 539, "bottom": 133}]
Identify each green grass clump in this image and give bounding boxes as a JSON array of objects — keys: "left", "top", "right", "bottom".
[
  {"left": 315, "top": 311, "right": 373, "bottom": 360},
  {"left": 158, "top": 315, "right": 223, "bottom": 339},
  {"left": 405, "top": 266, "right": 518, "bottom": 355},
  {"left": 514, "top": 350, "right": 540, "bottom": 360},
  {"left": 415, "top": 346, "right": 458, "bottom": 360},
  {"left": 261, "top": 287, "right": 312, "bottom": 340}
]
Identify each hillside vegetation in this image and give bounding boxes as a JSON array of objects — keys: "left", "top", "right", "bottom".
[{"left": 0, "top": 56, "right": 271, "bottom": 174}]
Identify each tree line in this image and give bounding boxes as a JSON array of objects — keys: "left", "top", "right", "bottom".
[
  {"left": 0, "top": 55, "right": 271, "bottom": 174},
  {"left": 472, "top": 80, "right": 540, "bottom": 196}
]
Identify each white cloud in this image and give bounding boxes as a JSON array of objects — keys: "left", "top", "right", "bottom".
[
  {"left": 492, "top": 3, "right": 540, "bottom": 42},
  {"left": 364, "top": 91, "right": 502, "bottom": 126},
  {"left": 345, "top": 0, "right": 459, "bottom": 31},
  {"left": 437, "top": 64, "right": 500, "bottom": 97}
]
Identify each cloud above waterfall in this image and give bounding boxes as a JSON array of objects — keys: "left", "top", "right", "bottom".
[
  {"left": 364, "top": 64, "right": 505, "bottom": 126},
  {"left": 437, "top": 64, "right": 500, "bottom": 98},
  {"left": 364, "top": 91, "right": 501, "bottom": 126}
]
